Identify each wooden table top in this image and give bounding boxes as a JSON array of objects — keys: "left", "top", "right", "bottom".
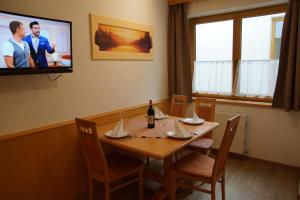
[{"left": 97, "top": 115, "right": 219, "bottom": 159}]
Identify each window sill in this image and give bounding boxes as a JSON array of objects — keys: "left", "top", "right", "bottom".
[
  {"left": 215, "top": 99, "right": 272, "bottom": 108},
  {"left": 192, "top": 93, "right": 272, "bottom": 108}
]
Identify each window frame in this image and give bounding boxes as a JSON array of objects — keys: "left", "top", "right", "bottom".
[{"left": 190, "top": 4, "right": 287, "bottom": 103}]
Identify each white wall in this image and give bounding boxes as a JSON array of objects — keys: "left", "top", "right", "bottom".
[
  {"left": 188, "top": 0, "right": 300, "bottom": 168},
  {"left": 215, "top": 104, "right": 300, "bottom": 168},
  {"left": 0, "top": 0, "right": 168, "bottom": 135}
]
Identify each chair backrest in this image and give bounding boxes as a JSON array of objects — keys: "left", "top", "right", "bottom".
[
  {"left": 195, "top": 97, "right": 216, "bottom": 122},
  {"left": 212, "top": 114, "right": 240, "bottom": 180},
  {"left": 169, "top": 95, "right": 188, "bottom": 117},
  {"left": 75, "top": 118, "right": 109, "bottom": 181}
]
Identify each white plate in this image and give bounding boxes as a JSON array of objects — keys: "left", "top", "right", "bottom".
[
  {"left": 166, "top": 131, "right": 192, "bottom": 139},
  {"left": 182, "top": 118, "right": 204, "bottom": 125},
  {"left": 105, "top": 130, "right": 129, "bottom": 139}
]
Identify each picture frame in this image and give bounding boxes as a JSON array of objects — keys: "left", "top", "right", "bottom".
[{"left": 90, "top": 14, "right": 154, "bottom": 60}]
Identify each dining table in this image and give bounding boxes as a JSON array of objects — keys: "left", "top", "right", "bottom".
[{"left": 96, "top": 114, "right": 219, "bottom": 200}]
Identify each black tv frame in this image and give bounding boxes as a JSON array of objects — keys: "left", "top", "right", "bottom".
[{"left": 0, "top": 10, "right": 73, "bottom": 76}]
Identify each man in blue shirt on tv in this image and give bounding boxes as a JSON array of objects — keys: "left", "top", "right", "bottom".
[{"left": 23, "top": 21, "right": 56, "bottom": 68}]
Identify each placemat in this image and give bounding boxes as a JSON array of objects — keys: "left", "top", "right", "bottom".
[{"left": 125, "top": 118, "right": 175, "bottom": 138}]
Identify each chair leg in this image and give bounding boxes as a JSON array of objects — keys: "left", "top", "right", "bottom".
[
  {"left": 146, "top": 157, "right": 150, "bottom": 167},
  {"left": 211, "top": 183, "right": 216, "bottom": 200},
  {"left": 104, "top": 182, "right": 110, "bottom": 200},
  {"left": 174, "top": 152, "right": 179, "bottom": 161},
  {"left": 174, "top": 151, "right": 184, "bottom": 161},
  {"left": 170, "top": 172, "right": 176, "bottom": 200},
  {"left": 139, "top": 168, "right": 144, "bottom": 200},
  {"left": 221, "top": 176, "right": 226, "bottom": 200},
  {"left": 88, "top": 177, "right": 93, "bottom": 200},
  {"left": 180, "top": 150, "right": 184, "bottom": 159}
]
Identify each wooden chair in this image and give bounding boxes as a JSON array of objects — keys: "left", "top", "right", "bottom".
[
  {"left": 169, "top": 114, "right": 241, "bottom": 200},
  {"left": 169, "top": 95, "right": 188, "bottom": 117},
  {"left": 75, "top": 118, "right": 144, "bottom": 200},
  {"left": 185, "top": 97, "right": 216, "bottom": 155}
]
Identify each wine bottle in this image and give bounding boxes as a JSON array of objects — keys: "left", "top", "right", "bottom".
[{"left": 147, "top": 100, "right": 155, "bottom": 128}]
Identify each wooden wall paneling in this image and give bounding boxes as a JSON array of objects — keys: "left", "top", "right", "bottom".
[{"left": 0, "top": 124, "right": 87, "bottom": 200}]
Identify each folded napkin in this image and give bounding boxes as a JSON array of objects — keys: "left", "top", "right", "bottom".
[
  {"left": 193, "top": 111, "right": 201, "bottom": 122},
  {"left": 173, "top": 120, "right": 190, "bottom": 137},
  {"left": 154, "top": 106, "right": 167, "bottom": 119},
  {"left": 110, "top": 119, "right": 126, "bottom": 137}
]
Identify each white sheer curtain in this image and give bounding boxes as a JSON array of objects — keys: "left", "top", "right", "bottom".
[
  {"left": 193, "top": 61, "right": 232, "bottom": 95},
  {"left": 237, "top": 60, "right": 279, "bottom": 97}
]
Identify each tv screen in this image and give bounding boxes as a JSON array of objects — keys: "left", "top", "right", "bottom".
[{"left": 0, "top": 10, "right": 72, "bottom": 75}]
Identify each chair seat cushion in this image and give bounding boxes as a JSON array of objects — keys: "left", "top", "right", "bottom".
[
  {"left": 106, "top": 153, "right": 143, "bottom": 181},
  {"left": 186, "top": 138, "right": 214, "bottom": 150},
  {"left": 170, "top": 153, "right": 215, "bottom": 178}
]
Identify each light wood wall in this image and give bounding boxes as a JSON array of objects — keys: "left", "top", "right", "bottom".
[{"left": 0, "top": 99, "right": 170, "bottom": 200}]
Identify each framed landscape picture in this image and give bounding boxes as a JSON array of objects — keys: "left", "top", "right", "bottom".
[{"left": 90, "top": 14, "right": 154, "bottom": 60}]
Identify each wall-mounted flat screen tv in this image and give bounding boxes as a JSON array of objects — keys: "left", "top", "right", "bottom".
[{"left": 0, "top": 10, "right": 72, "bottom": 75}]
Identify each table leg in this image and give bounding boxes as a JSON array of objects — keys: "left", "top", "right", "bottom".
[
  {"left": 163, "top": 156, "right": 173, "bottom": 194},
  {"left": 149, "top": 155, "right": 173, "bottom": 200}
]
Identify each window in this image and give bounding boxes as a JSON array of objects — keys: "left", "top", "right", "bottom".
[
  {"left": 238, "top": 13, "right": 285, "bottom": 98},
  {"left": 190, "top": 5, "right": 287, "bottom": 102},
  {"left": 193, "top": 20, "right": 233, "bottom": 95}
]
